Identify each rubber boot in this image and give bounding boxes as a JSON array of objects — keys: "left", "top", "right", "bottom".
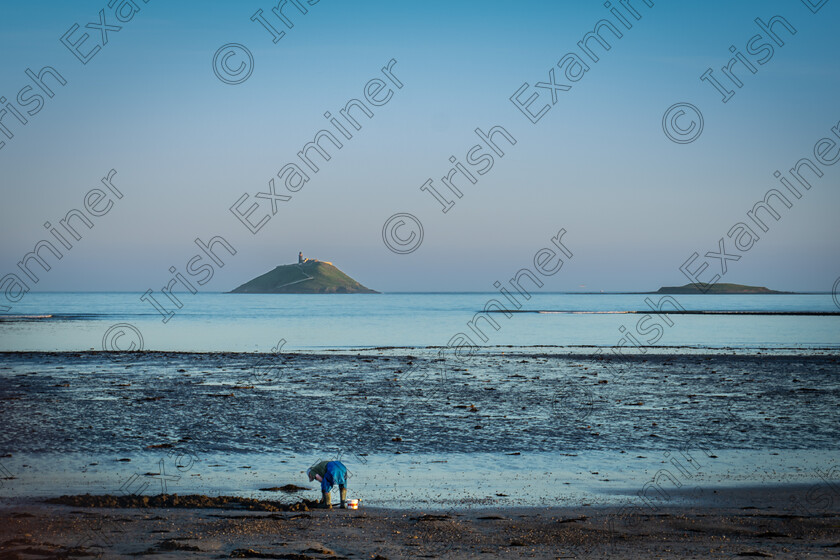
[
  {"left": 339, "top": 485, "right": 347, "bottom": 509},
  {"left": 319, "top": 490, "right": 332, "bottom": 509}
]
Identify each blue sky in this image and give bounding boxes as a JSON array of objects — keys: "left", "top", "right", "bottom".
[{"left": 1, "top": 0, "right": 838, "bottom": 293}]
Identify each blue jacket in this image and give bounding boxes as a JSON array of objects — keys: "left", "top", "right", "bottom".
[{"left": 310, "top": 460, "right": 347, "bottom": 492}]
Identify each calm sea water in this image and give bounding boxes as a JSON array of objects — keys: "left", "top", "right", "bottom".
[{"left": 0, "top": 292, "right": 837, "bottom": 352}]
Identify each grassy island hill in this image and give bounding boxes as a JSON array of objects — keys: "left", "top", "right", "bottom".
[
  {"left": 654, "top": 283, "right": 791, "bottom": 294},
  {"left": 230, "top": 260, "right": 378, "bottom": 294}
]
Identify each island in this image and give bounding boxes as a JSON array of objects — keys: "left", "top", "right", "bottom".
[
  {"left": 230, "top": 252, "right": 378, "bottom": 294},
  {"left": 654, "top": 283, "right": 791, "bottom": 295}
]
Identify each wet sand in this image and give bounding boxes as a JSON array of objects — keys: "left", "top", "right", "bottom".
[
  {"left": 2, "top": 485, "right": 839, "bottom": 559},
  {"left": 2, "top": 350, "right": 839, "bottom": 557},
  {"left": 2, "top": 350, "right": 839, "bottom": 456}
]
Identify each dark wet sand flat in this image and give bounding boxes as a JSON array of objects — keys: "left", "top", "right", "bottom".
[
  {"left": 2, "top": 350, "right": 839, "bottom": 455},
  {"left": 2, "top": 485, "right": 839, "bottom": 559}
]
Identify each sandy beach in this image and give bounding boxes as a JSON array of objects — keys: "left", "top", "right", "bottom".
[
  {"left": 2, "top": 484, "right": 840, "bottom": 559},
  {"left": 2, "top": 350, "right": 838, "bottom": 557}
]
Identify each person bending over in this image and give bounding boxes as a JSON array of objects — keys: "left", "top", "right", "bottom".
[{"left": 307, "top": 460, "right": 347, "bottom": 509}]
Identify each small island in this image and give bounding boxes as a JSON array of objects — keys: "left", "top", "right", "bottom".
[
  {"left": 230, "top": 252, "right": 378, "bottom": 294},
  {"left": 654, "top": 283, "right": 791, "bottom": 295}
]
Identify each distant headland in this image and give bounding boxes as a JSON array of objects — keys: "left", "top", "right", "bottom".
[
  {"left": 653, "top": 283, "right": 792, "bottom": 294},
  {"left": 230, "top": 253, "right": 378, "bottom": 294}
]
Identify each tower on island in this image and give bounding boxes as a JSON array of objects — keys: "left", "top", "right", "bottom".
[{"left": 297, "top": 252, "right": 332, "bottom": 266}]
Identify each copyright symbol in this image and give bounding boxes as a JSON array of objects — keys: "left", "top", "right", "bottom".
[
  {"left": 213, "top": 43, "right": 254, "bottom": 85},
  {"left": 662, "top": 102, "right": 704, "bottom": 144},
  {"left": 382, "top": 213, "right": 423, "bottom": 254},
  {"left": 833, "top": 276, "right": 840, "bottom": 310},
  {"left": 102, "top": 323, "right": 144, "bottom": 352}
]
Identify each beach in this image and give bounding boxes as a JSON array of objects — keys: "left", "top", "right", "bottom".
[
  {"left": 2, "top": 487, "right": 839, "bottom": 559},
  {"left": 1, "top": 348, "right": 839, "bottom": 557}
]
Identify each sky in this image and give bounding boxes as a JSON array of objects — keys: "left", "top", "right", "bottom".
[{"left": 0, "top": 0, "right": 838, "bottom": 294}]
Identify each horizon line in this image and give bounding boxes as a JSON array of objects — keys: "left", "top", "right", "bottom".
[{"left": 12, "top": 290, "right": 831, "bottom": 295}]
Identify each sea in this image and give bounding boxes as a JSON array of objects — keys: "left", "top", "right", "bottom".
[
  {"left": 1, "top": 292, "right": 838, "bottom": 352},
  {"left": 1, "top": 292, "right": 838, "bottom": 511}
]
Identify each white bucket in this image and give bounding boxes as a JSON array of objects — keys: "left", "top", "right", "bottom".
[{"left": 346, "top": 499, "right": 359, "bottom": 509}]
